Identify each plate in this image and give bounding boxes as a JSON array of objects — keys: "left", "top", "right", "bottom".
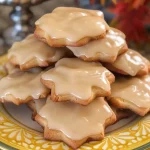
[{"left": 0, "top": 55, "right": 150, "bottom": 150}]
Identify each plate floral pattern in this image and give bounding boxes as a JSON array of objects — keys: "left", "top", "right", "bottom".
[{"left": 0, "top": 55, "right": 150, "bottom": 150}]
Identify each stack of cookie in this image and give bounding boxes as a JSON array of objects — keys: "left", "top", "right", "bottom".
[{"left": 0, "top": 7, "right": 150, "bottom": 149}]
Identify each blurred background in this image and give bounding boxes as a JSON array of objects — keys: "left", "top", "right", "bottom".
[{"left": 0, "top": 0, "right": 149, "bottom": 57}]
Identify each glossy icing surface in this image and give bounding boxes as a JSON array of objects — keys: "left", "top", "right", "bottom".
[
  {"left": 8, "top": 34, "right": 67, "bottom": 66},
  {"left": 110, "top": 75, "right": 150, "bottom": 108},
  {"left": 53, "top": 7, "right": 104, "bottom": 18},
  {"left": 67, "top": 27, "right": 126, "bottom": 62},
  {"left": 112, "top": 49, "right": 150, "bottom": 76},
  {"left": 42, "top": 58, "right": 114, "bottom": 100},
  {"left": 0, "top": 71, "right": 49, "bottom": 100},
  {"left": 39, "top": 97, "right": 114, "bottom": 140},
  {"left": 35, "top": 7, "right": 109, "bottom": 42}
]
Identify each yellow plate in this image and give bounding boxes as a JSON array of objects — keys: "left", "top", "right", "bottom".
[{"left": 0, "top": 55, "right": 150, "bottom": 150}]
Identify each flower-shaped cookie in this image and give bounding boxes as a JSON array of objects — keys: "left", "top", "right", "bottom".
[
  {"left": 35, "top": 97, "right": 116, "bottom": 149},
  {"left": 67, "top": 27, "right": 128, "bottom": 63},
  {"left": 35, "top": 7, "right": 109, "bottom": 47},
  {"left": 107, "top": 74, "right": 150, "bottom": 116},
  {"left": 105, "top": 49, "right": 150, "bottom": 76},
  {"left": 0, "top": 71, "right": 50, "bottom": 105},
  {"left": 8, "top": 34, "right": 69, "bottom": 70},
  {"left": 41, "top": 58, "right": 115, "bottom": 105}
]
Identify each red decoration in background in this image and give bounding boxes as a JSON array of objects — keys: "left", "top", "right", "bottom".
[
  {"left": 90, "top": 0, "right": 95, "bottom": 5},
  {"left": 110, "top": 0, "right": 150, "bottom": 42}
]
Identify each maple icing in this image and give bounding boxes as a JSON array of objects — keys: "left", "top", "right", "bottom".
[
  {"left": 67, "top": 27, "right": 126, "bottom": 62},
  {"left": 112, "top": 49, "right": 150, "bottom": 76},
  {"left": 0, "top": 71, "right": 49, "bottom": 100},
  {"left": 53, "top": 7, "right": 104, "bottom": 18},
  {"left": 35, "top": 8, "right": 109, "bottom": 42},
  {"left": 39, "top": 97, "right": 114, "bottom": 140},
  {"left": 42, "top": 58, "right": 114, "bottom": 100},
  {"left": 110, "top": 75, "right": 150, "bottom": 108},
  {"left": 8, "top": 34, "right": 67, "bottom": 66}
]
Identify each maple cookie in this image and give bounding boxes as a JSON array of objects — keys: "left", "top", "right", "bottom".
[
  {"left": 27, "top": 99, "right": 130, "bottom": 125},
  {"left": 34, "top": 7, "right": 109, "bottom": 47},
  {"left": 67, "top": 27, "right": 128, "bottom": 63},
  {"left": 107, "top": 74, "right": 150, "bottom": 116},
  {"left": 105, "top": 49, "right": 150, "bottom": 76},
  {"left": 8, "top": 34, "right": 69, "bottom": 70},
  {"left": 35, "top": 97, "right": 116, "bottom": 149},
  {"left": 0, "top": 71, "right": 50, "bottom": 105},
  {"left": 41, "top": 58, "right": 115, "bottom": 105}
]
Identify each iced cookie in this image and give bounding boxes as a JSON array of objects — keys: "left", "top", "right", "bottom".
[
  {"left": 41, "top": 58, "right": 115, "bottom": 105},
  {"left": 8, "top": 34, "right": 69, "bottom": 70},
  {"left": 107, "top": 74, "right": 150, "bottom": 116},
  {"left": 35, "top": 97, "right": 116, "bottom": 149},
  {"left": 67, "top": 27, "right": 128, "bottom": 63},
  {"left": 34, "top": 7, "right": 109, "bottom": 47},
  {"left": 28, "top": 99, "right": 132, "bottom": 122},
  {"left": 105, "top": 49, "right": 150, "bottom": 76},
  {"left": 0, "top": 71, "right": 50, "bottom": 105}
]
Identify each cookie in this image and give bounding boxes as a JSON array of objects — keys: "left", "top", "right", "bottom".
[
  {"left": 8, "top": 34, "right": 69, "bottom": 70},
  {"left": 67, "top": 27, "right": 128, "bottom": 63},
  {"left": 41, "top": 58, "right": 115, "bottom": 105},
  {"left": 0, "top": 71, "right": 50, "bottom": 105},
  {"left": 28, "top": 99, "right": 132, "bottom": 122},
  {"left": 34, "top": 7, "right": 109, "bottom": 47},
  {"left": 35, "top": 97, "right": 116, "bottom": 149},
  {"left": 105, "top": 49, "right": 150, "bottom": 76},
  {"left": 107, "top": 74, "right": 150, "bottom": 116}
]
